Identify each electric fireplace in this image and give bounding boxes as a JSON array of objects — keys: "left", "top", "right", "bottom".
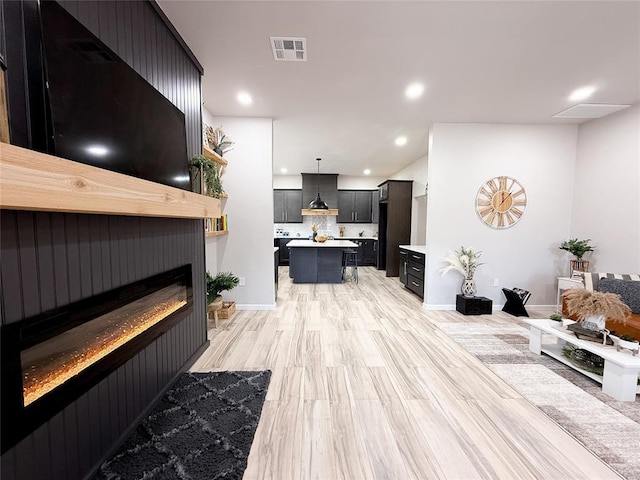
[{"left": 1, "top": 265, "right": 193, "bottom": 452}]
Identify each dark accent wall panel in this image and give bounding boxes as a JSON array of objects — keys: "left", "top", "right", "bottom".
[
  {"left": 57, "top": 0, "right": 202, "bottom": 159},
  {"left": 1, "top": 2, "right": 207, "bottom": 479},
  {"left": 0, "top": 211, "right": 206, "bottom": 480}
]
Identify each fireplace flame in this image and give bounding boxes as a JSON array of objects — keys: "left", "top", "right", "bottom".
[{"left": 22, "top": 291, "right": 186, "bottom": 406}]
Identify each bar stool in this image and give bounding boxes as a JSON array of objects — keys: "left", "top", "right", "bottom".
[{"left": 342, "top": 248, "right": 359, "bottom": 283}]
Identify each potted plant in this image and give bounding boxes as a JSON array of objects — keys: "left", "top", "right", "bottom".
[
  {"left": 204, "top": 125, "right": 234, "bottom": 156},
  {"left": 440, "top": 246, "right": 484, "bottom": 297},
  {"left": 206, "top": 271, "right": 240, "bottom": 325},
  {"left": 562, "top": 289, "right": 630, "bottom": 331},
  {"left": 189, "top": 155, "right": 224, "bottom": 198},
  {"left": 206, "top": 271, "right": 239, "bottom": 304},
  {"left": 559, "top": 238, "right": 594, "bottom": 273}
]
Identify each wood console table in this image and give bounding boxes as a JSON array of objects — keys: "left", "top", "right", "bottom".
[{"left": 524, "top": 319, "right": 640, "bottom": 402}]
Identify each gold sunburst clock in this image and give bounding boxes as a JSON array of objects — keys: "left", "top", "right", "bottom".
[{"left": 475, "top": 176, "right": 527, "bottom": 229}]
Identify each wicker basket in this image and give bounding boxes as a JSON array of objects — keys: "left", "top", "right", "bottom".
[{"left": 218, "top": 301, "right": 236, "bottom": 319}]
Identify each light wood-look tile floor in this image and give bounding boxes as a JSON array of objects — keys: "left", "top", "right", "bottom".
[{"left": 190, "top": 267, "right": 621, "bottom": 480}]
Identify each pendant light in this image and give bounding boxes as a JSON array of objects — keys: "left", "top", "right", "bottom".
[{"left": 308, "top": 157, "right": 329, "bottom": 209}]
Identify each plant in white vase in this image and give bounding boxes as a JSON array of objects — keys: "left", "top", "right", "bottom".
[{"left": 440, "top": 246, "right": 484, "bottom": 297}]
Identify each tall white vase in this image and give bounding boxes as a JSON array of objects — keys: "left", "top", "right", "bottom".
[{"left": 461, "top": 278, "right": 477, "bottom": 297}]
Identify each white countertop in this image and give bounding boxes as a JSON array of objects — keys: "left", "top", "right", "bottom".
[
  {"left": 286, "top": 239, "right": 359, "bottom": 248},
  {"left": 338, "top": 236, "right": 378, "bottom": 240},
  {"left": 399, "top": 245, "right": 427, "bottom": 255}
]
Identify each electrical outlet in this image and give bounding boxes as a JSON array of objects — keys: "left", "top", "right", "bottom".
[
  {"left": 493, "top": 278, "right": 499, "bottom": 287},
  {"left": 239, "top": 277, "right": 245, "bottom": 286}
]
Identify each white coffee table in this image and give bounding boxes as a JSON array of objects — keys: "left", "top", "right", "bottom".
[{"left": 524, "top": 319, "right": 640, "bottom": 402}]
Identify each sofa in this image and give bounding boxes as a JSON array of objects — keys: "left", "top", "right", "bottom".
[{"left": 562, "top": 272, "right": 640, "bottom": 339}]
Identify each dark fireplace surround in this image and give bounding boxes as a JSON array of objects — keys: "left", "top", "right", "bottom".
[{"left": 1, "top": 265, "right": 193, "bottom": 453}]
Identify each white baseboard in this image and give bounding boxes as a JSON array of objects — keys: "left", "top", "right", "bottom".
[
  {"left": 423, "top": 304, "right": 456, "bottom": 310},
  {"left": 422, "top": 303, "right": 555, "bottom": 312},
  {"left": 235, "top": 303, "right": 276, "bottom": 310},
  {"left": 525, "top": 304, "right": 556, "bottom": 310}
]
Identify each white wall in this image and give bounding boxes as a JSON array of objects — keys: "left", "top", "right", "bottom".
[
  {"left": 337, "top": 175, "right": 385, "bottom": 189},
  {"left": 273, "top": 175, "right": 301, "bottom": 189},
  {"left": 571, "top": 103, "right": 640, "bottom": 273},
  {"left": 389, "top": 155, "right": 429, "bottom": 245},
  {"left": 204, "top": 112, "right": 275, "bottom": 308},
  {"left": 273, "top": 174, "right": 384, "bottom": 189},
  {"left": 424, "top": 124, "right": 578, "bottom": 308}
]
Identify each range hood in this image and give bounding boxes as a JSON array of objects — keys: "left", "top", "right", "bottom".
[
  {"left": 301, "top": 208, "right": 338, "bottom": 216},
  {"left": 301, "top": 171, "right": 339, "bottom": 216}
]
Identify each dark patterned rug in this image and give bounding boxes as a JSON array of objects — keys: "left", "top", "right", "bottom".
[{"left": 95, "top": 371, "right": 271, "bottom": 480}]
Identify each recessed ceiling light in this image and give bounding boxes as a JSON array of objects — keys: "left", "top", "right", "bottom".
[
  {"left": 395, "top": 136, "right": 407, "bottom": 146},
  {"left": 280, "top": 168, "right": 288, "bottom": 174},
  {"left": 237, "top": 91, "right": 253, "bottom": 105},
  {"left": 363, "top": 169, "right": 371, "bottom": 175},
  {"left": 405, "top": 82, "right": 424, "bottom": 100},
  {"left": 86, "top": 145, "right": 108, "bottom": 157},
  {"left": 569, "top": 86, "right": 596, "bottom": 102}
]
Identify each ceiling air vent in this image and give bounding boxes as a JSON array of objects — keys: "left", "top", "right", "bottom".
[
  {"left": 270, "top": 37, "right": 307, "bottom": 62},
  {"left": 552, "top": 104, "right": 630, "bottom": 119}
]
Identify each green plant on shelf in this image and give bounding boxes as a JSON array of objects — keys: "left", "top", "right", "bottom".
[
  {"left": 549, "top": 313, "right": 562, "bottom": 322},
  {"left": 189, "top": 155, "right": 224, "bottom": 198}
]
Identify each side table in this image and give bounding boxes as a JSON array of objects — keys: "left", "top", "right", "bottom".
[
  {"left": 556, "top": 277, "right": 584, "bottom": 313},
  {"left": 456, "top": 294, "right": 492, "bottom": 315}
]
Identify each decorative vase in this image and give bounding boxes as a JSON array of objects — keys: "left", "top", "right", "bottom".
[
  {"left": 581, "top": 314, "right": 606, "bottom": 331},
  {"left": 461, "top": 277, "right": 477, "bottom": 297},
  {"left": 213, "top": 146, "right": 223, "bottom": 156},
  {"left": 312, "top": 231, "right": 317, "bottom": 242}
]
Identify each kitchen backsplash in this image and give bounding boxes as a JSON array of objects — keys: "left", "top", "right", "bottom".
[{"left": 275, "top": 217, "right": 378, "bottom": 238}]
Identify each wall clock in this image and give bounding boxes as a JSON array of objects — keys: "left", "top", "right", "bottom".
[{"left": 475, "top": 176, "right": 527, "bottom": 229}]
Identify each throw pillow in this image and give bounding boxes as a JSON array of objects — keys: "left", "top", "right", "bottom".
[{"left": 598, "top": 278, "right": 640, "bottom": 314}]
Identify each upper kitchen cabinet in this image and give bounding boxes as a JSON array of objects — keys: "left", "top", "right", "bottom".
[
  {"left": 274, "top": 189, "right": 303, "bottom": 223},
  {"left": 371, "top": 191, "right": 379, "bottom": 223},
  {"left": 337, "top": 190, "right": 373, "bottom": 223}
]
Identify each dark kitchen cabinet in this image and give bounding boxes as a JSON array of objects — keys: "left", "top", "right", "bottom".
[
  {"left": 337, "top": 190, "right": 373, "bottom": 223},
  {"left": 400, "top": 247, "right": 424, "bottom": 298},
  {"left": 371, "top": 191, "right": 379, "bottom": 224},
  {"left": 274, "top": 189, "right": 303, "bottom": 223},
  {"left": 377, "top": 180, "right": 412, "bottom": 277},
  {"left": 277, "top": 237, "right": 293, "bottom": 265},
  {"left": 362, "top": 239, "right": 377, "bottom": 265},
  {"left": 349, "top": 239, "right": 377, "bottom": 266},
  {"left": 399, "top": 249, "right": 408, "bottom": 286}
]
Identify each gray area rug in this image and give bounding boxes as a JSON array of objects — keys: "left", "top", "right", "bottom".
[
  {"left": 95, "top": 371, "right": 271, "bottom": 480},
  {"left": 436, "top": 316, "right": 640, "bottom": 480}
]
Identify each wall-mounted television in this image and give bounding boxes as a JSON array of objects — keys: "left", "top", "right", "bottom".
[{"left": 39, "top": 1, "right": 190, "bottom": 190}]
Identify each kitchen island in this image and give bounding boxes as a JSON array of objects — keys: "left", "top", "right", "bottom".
[{"left": 287, "top": 239, "right": 359, "bottom": 283}]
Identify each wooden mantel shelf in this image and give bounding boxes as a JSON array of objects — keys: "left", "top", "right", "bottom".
[{"left": 0, "top": 143, "right": 221, "bottom": 219}]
